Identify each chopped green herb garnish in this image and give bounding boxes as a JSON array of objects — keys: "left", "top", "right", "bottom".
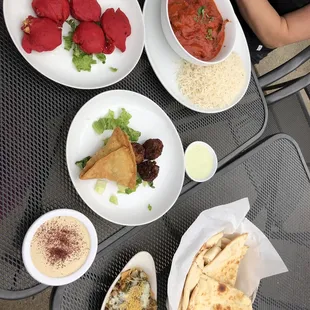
[
  {"left": 94, "top": 180, "right": 107, "bottom": 195},
  {"left": 109, "top": 67, "right": 118, "bottom": 72},
  {"left": 142, "top": 181, "right": 155, "bottom": 188},
  {"left": 72, "top": 44, "right": 97, "bottom": 72},
  {"left": 118, "top": 176, "right": 144, "bottom": 195},
  {"left": 125, "top": 187, "right": 136, "bottom": 194},
  {"left": 92, "top": 108, "right": 141, "bottom": 142},
  {"left": 96, "top": 53, "right": 106, "bottom": 64},
  {"left": 148, "top": 181, "right": 155, "bottom": 189},
  {"left": 66, "top": 19, "right": 78, "bottom": 31},
  {"left": 148, "top": 204, "right": 152, "bottom": 211},
  {"left": 109, "top": 195, "right": 118, "bottom": 205},
  {"left": 75, "top": 156, "right": 91, "bottom": 169},
  {"left": 197, "top": 6, "right": 205, "bottom": 16}
]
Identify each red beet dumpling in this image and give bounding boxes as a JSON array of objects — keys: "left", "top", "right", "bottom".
[
  {"left": 32, "top": 0, "right": 70, "bottom": 26},
  {"left": 70, "top": 0, "right": 101, "bottom": 22},
  {"left": 21, "top": 16, "right": 62, "bottom": 53},
  {"left": 73, "top": 22, "right": 105, "bottom": 54},
  {"left": 101, "top": 8, "right": 131, "bottom": 52}
]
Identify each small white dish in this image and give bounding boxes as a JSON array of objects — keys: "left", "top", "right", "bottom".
[
  {"left": 185, "top": 141, "right": 218, "bottom": 182},
  {"left": 66, "top": 90, "right": 185, "bottom": 226},
  {"left": 3, "top": 0, "right": 145, "bottom": 89},
  {"left": 22, "top": 209, "right": 98, "bottom": 286},
  {"left": 144, "top": 0, "right": 251, "bottom": 113},
  {"left": 160, "top": 0, "right": 237, "bottom": 65},
  {"left": 101, "top": 251, "right": 157, "bottom": 310}
]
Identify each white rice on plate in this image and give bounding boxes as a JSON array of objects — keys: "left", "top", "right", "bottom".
[{"left": 177, "top": 52, "right": 245, "bottom": 110}]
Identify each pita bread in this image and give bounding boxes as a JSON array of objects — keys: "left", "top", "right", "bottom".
[
  {"left": 80, "top": 127, "right": 132, "bottom": 178},
  {"left": 202, "top": 234, "right": 248, "bottom": 286},
  {"left": 199, "top": 232, "right": 224, "bottom": 252},
  {"left": 220, "top": 237, "right": 231, "bottom": 249},
  {"left": 188, "top": 275, "right": 252, "bottom": 310},
  {"left": 80, "top": 146, "right": 136, "bottom": 189},
  {"left": 181, "top": 249, "right": 207, "bottom": 310},
  {"left": 181, "top": 232, "right": 223, "bottom": 310},
  {"left": 203, "top": 245, "right": 222, "bottom": 265}
]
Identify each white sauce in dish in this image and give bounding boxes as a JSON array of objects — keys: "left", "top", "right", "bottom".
[{"left": 185, "top": 143, "right": 216, "bottom": 181}]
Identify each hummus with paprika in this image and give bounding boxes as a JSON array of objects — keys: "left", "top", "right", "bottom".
[{"left": 30, "top": 216, "right": 90, "bottom": 278}]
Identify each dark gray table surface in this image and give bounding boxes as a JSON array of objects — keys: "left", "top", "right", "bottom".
[
  {"left": 51, "top": 134, "right": 310, "bottom": 310},
  {"left": 0, "top": 1, "right": 267, "bottom": 299}
]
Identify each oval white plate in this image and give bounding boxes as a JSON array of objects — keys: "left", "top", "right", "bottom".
[
  {"left": 101, "top": 251, "right": 157, "bottom": 310},
  {"left": 66, "top": 90, "right": 185, "bottom": 226},
  {"left": 3, "top": 0, "right": 144, "bottom": 89},
  {"left": 144, "top": 0, "right": 251, "bottom": 113},
  {"left": 22, "top": 209, "right": 98, "bottom": 286}
]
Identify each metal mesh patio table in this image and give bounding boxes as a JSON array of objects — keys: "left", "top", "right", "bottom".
[
  {"left": 51, "top": 134, "right": 310, "bottom": 310},
  {"left": 0, "top": 0, "right": 266, "bottom": 299}
]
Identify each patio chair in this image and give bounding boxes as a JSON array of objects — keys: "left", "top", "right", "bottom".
[{"left": 257, "top": 45, "right": 310, "bottom": 169}]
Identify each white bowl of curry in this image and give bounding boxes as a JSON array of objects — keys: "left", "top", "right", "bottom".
[{"left": 161, "top": 0, "right": 237, "bottom": 65}]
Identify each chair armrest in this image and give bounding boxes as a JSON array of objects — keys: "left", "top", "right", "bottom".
[
  {"left": 259, "top": 46, "right": 310, "bottom": 88},
  {"left": 265, "top": 73, "right": 310, "bottom": 105}
]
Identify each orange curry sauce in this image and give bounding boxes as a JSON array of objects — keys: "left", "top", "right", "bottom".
[{"left": 168, "top": 0, "right": 227, "bottom": 61}]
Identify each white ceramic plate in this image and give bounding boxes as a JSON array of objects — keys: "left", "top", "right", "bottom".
[
  {"left": 3, "top": 0, "right": 144, "bottom": 89},
  {"left": 100, "top": 252, "right": 157, "bottom": 309},
  {"left": 22, "top": 209, "right": 98, "bottom": 286},
  {"left": 143, "top": 0, "right": 251, "bottom": 113},
  {"left": 66, "top": 90, "right": 185, "bottom": 226}
]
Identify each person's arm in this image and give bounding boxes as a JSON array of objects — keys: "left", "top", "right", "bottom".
[{"left": 235, "top": 0, "right": 310, "bottom": 48}]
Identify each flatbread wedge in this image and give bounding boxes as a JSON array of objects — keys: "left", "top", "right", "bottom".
[
  {"left": 181, "top": 232, "right": 223, "bottom": 310},
  {"left": 220, "top": 237, "right": 231, "bottom": 249},
  {"left": 202, "top": 234, "right": 248, "bottom": 286},
  {"left": 80, "top": 127, "right": 133, "bottom": 178},
  {"left": 80, "top": 146, "right": 136, "bottom": 189},
  {"left": 188, "top": 274, "right": 252, "bottom": 310},
  {"left": 199, "top": 232, "right": 224, "bottom": 252},
  {"left": 203, "top": 245, "right": 222, "bottom": 265}
]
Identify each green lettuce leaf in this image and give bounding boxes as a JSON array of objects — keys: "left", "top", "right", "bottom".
[
  {"left": 63, "top": 19, "right": 78, "bottom": 51},
  {"left": 92, "top": 108, "right": 141, "bottom": 141},
  {"left": 118, "top": 108, "right": 131, "bottom": 126},
  {"left": 120, "top": 126, "right": 140, "bottom": 142},
  {"left": 63, "top": 34, "right": 73, "bottom": 51},
  {"left": 67, "top": 19, "right": 77, "bottom": 31},
  {"left": 96, "top": 53, "right": 106, "bottom": 64},
  {"left": 72, "top": 44, "right": 96, "bottom": 72}
]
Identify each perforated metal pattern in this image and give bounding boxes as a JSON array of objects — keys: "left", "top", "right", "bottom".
[
  {"left": 52, "top": 135, "right": 310, "bottom": 310},
  {"left": 260, "top": 93, "right": 310, "bottom": 165},
  {"left": 0, "top": 0, "right": 266, "bottom": 295}
]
